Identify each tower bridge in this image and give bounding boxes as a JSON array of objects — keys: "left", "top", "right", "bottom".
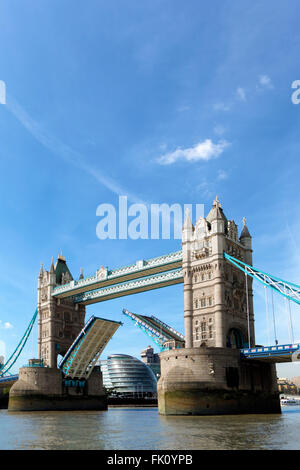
[{"left": 4, "top": 197, "right": 300, "bottom": 414}]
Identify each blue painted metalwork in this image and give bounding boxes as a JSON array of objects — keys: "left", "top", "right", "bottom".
[
  {"left": 240, "top": 343, "right": 300, "bottom": 360},
  {"left": 224, "top": 252, "right": 300, "bottom": 306},
  {"left": 0, "top": 374, "right": 18, "bottom": 384},
  {"left": 58, "top": 315, "right": 96, "bottom": 375},
  {"left": 73, "top": 268, "right": 183, "bottom": 304},
  {"left": 63, "top": 378, "right": 86, "bottom": 388},
  {"left": 122, "top": 308, "right": 184, "bottom": 351},
  {"left": 123, "top": 309, "right": 170, "bottom": 351},
  {"left": 0, "top": 309, "right": 38, "bottom": 377},
  {"left": 52, "top": 250, "right": 183, "bottom": 298},
  {"left": 58, "top": 315, "right": 122, "bottom": 378},
  {"left": 23, "top": 360, "right": 44, "bottom": 368}
]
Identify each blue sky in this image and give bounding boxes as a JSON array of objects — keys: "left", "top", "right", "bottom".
[{"left": 1, "top": 0, "right": 300, "bottom": 378}]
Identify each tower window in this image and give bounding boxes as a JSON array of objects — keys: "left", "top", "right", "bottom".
[{"left": 201, "top": 298, "right": 206, "bottom": 307}]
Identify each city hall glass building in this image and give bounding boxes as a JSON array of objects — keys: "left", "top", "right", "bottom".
[{"left": 100, "top": 354, "right": 157, "bottom": 397}]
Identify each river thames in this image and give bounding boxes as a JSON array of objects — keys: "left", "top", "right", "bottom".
[{"left": 0, "top": 405, "right": 300, "bottom": 450}]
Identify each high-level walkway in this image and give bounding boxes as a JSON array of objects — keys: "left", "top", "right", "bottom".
[{"left": 52, "top": 251, "right": 183, "bottom": 303}]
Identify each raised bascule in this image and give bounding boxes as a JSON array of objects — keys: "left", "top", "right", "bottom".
[{"left": 5, "top": 197, "right": 299, "bottom": 414}]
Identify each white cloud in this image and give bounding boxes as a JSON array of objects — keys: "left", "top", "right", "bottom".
[
  {"left": 177, "top": 104, "right": 190, "bottom": 112},
  {"left": 259, "top": 75, "right": 274, "bottom": 89},
  {"left": 196, "top": 180, "right": 214, "bottom": 199},
  {"left": 236, "top": 87, "right": 246, "bottom": 101},
  {"left": 0, "top": 320, "right": 13, "bottom": 330},
  {"left": 213, "top": 102, "right": 231, "bottom": 112},
  {"left": 157, "top": 139, "right": 229, "bottom": 165},
  {"left": 217, "top": 169, "right": 228, "bottom": 181},
  {"left": 0, "top": 340, "right": 5, "bottom": 357},
  {"left": 213, "top": 124, "right": 226, "bottom": 136}
]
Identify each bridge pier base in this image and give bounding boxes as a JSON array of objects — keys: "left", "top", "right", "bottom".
[
  {"left": 8, "top": 366, "right": 107, "bottom": 412},
  {"left": 157, "top": 347, "right": 281, "bottom": 415}
]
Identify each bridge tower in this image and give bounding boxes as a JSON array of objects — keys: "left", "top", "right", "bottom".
[
  {"left": 158, "top": 197, "right": 280, "bottom": 416},
  {"left": 183, "top": 196, "right": 255, "bottom": 350},
  {"left": 37, "top": 253, "right": 86, "bottom": 368},
  {"left": 9, "top": 253, "right": 108, "bottom": 412}
]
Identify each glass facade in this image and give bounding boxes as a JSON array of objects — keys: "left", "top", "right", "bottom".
[{"left": 100, "top": 354, "right": 157, "bottom": 397}]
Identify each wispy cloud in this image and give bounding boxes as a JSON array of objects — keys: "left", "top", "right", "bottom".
[
  {"left": 6, "top": 94, "right": 146, "bottom": 205},
  {"left": 157, "top": 139, "right": 230, "bottom": 165},
  {"left": 236, "top": 87, "right": 246, "bottom": 102},
  {"left": 213, "top": 102, "right": 231, "bottom": 112},
  {"left": 217, "top": 169, "right": 228, "bottom": 181},
  {"left": 259, "top": 74, "right": 274, "bottom": 90},
  {"left": 0, "top": 321, "right": 13, "bottom": 330},
  {"left": 213, "top": 124, "right": 226, "bottom": 136}
]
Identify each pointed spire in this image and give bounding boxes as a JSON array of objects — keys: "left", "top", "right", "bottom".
[
  {"left": 79, "top": 267, "right": 84, "bottom": 280},
  {"left": 50, "top": 256, "right": 55, "bottom": 273},
  {"left": 206, "top": 196, "right": 227, "bottom": 224},
  {"left": 183, "top": 207, "right": 193, "bottom": 229},
  {"left": 214, "top": 195, "right": 221, "bottom": 208},
  {"left": 240, "top": 217, "right": 251, "bottom": 239},
  {"left": 58, "top": 251, "right": 66, "bottom": 262},
  {"left": 39, "top": 263, "right": 44, "bottom": 277}
]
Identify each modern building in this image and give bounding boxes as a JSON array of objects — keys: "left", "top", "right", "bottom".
[
  {"left": 140, "top": 346, "right": 161, "bottom": 379},
  {"left": 278, "top": 377, "right": 298, "bottom": 395},
  {"left": 100, "top": 354, "right": 157, "bottom": 398}
]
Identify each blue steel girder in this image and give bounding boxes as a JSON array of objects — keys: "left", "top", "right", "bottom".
[
  {"left": 122, "top": 309, "right": 171, "bottom": 351},
  {"left": 52, "top": 250, "right": 183, "bottom": 299},
  {"left": 59, "top": 316, "right": 121, "bottom": 379},
  {"left": 224, "top": 252, "right": 300, "bottom": 306},
  {"left": 240, "top": 343, "right": 300, "bottom": 363},
  {"left": 73, "top": 268, "right": 183, "bottom": 305}
]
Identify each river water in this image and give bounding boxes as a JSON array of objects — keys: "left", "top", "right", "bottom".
[{"left": 0, "top": 406, "right": 299, "bottom": 450}]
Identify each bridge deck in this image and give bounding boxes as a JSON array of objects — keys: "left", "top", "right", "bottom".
[
  {"left": 122, "top": 308, "right": 185, "bottom": 350},
  {"left": 240, "top": 343, "right": 300, "bottom": 363},
  {"left": 0, "top": 374, "right": 18, "bottom": 386},
  {"left": 58, "top": 316, "right": 121, "bottom": 379}
]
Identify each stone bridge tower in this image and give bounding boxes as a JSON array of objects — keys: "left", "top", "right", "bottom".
[
  {"left": 158, "top": 197, "right": 280, "bottom": 416},
  {"left": 37, "top": 253, "right": 86, "bottom": 368},
  {"left": 183, "top": 196, "right": 255, "bottom": 350}
]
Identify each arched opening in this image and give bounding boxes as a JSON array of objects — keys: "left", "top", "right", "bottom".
[{"left": 226, "top": 328, "right": 245, "bottom": 349}]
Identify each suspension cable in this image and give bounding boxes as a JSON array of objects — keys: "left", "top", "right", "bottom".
[
  {"left": 271, "top": 290, "right": 278, "bottom": 345},
  {"left": 0, "top": 309, "right": 37, "bottom": 377},
  {"left": 264, "top": 284, "right": 271, "bottom": 346},
  {"left": 284, "top": 287, "right": 292, "bottom": 344},
  {"left": 288, "top": 298, "right": 295, "bottom": 344},
  {"left": 245, "top": 268, "right": 251, "bottom": 348}
]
